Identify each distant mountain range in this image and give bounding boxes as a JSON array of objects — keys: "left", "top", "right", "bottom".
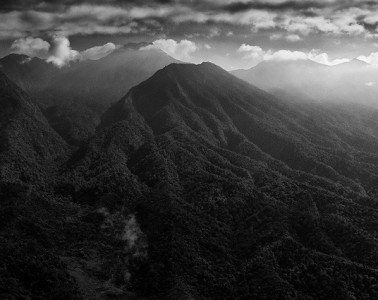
[
  {"left": 0, "top": 61, "right": 377, "bottom": 299},
  {"left": 0, "top": 45, "right": 179, "bottom": 145},
  {"left": 232, "top": 58, "right": 378, "bottom": 107}
]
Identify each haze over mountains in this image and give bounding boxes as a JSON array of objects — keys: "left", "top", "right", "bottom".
[
  {"left": 232, "top": 58, "right": 378, "bottom": 107},
  {"left": 0, "top": 45, "right": 179, "bottom": 145},
  {"left": 0, "top": 56, "right": 378, "bottom": 299}
]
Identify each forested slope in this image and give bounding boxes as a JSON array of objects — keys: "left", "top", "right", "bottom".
[{"left": 0, "top": 63, "right": 377, "bottom": 299}]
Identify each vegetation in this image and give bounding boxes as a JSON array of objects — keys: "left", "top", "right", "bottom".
[{"left": 0, "top": 62, "right": 378, "bottom": 298}]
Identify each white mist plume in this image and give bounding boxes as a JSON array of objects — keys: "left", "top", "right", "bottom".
[
  {"left": 122, "top": 214, "right": 142, "bottom": 249},
  {"left": 97, "top": 208, "right": 147, "bottom": 257}
]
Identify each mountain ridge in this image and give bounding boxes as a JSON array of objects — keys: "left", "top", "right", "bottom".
[
  {"left": 232, "top": 58, "right": 378, "bottom": 106},
  {"left": 0, "top": 70, "right": 68, "bottom": 184},
  {"left": 76, "top": 62, "right": 378, "bottom": 298},
  {"left": 0, "top": 48, "right": 180, "bottom": 145},
  {"left": 1, "top": 61, "right": 378, "bottom": 299}
]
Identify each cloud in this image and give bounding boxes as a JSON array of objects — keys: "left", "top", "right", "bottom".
[
  {"left": 357, "top": 52, "right": 378, "bottom": 66},
  {"left": 238, "top": 43, "right": 350, "bottom": 65},
  {"left": 80, "top": 42, "right": 117, "bottom": 60},
  {"left": 270, "top": 33, "right": 302, "bottom": 42},
  {"left": 11, "top": 35, "right": 118, "bottom": 67},
  {"left": 308, "top": 51, "right": 350, "bottom": 65},
  {"left": 208, "top": 27, "right": 221, "bottom": 38},
  {"left": 222, "top": 0, "right": 329, "bottom": 13},
  {"left": 46, "top": 36, "right": 80, "bottom": 67},
  {"left": 365, "top": 81, "right": 376, "bottom": 87},
  {"left": 0, "top": 4, "right": 167, "bottom": 39},
  {"left": 11, "top": 37, "right": 50, "bottom": 57},
  {"left": 0, "top": 1, "right": 377, "bottom": 40},
  {"left": 280, "top": 15, "right": 365, "bottom": 36},
  {"left": 140, "top": 39, "right": 198, "bottom": 62},
  {"left": 286, "top": 34, "right": 302, "bottom": 42},
  {"left": 238, "top": 44, "right": 307, "bottom": 63},
  {"left": 264, "top": 49, "right": 309, "bottom": 61},
  {"left": 238, "top": 44, "right": 264, "bottom": 59}
]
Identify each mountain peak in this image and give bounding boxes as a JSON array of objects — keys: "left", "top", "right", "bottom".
[
  {"left": 103, "top": 60, "right": 272, "bottom": 133},
  {"left": 155, "top": 62, "right": 227, "bottom": 79}
]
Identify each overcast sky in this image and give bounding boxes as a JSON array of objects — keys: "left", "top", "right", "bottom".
[{"left": 1, "top": 0, "right": 378, "bottom": 70}]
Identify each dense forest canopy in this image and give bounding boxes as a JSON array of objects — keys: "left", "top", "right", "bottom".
[{"left": 0, "top": 59, "right": 377, "bottom": 299}]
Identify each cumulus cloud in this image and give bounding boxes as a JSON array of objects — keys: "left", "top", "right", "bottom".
[
  {"left": 357, "top": 52, "right": 378, "bottom": 66},
  {"left": 238, "top": 44, "right": 306, "bottom": 63},
  {"left": 140, "top": 39, "right": 198, "bottom": 62},
  {"left": 10, "top": 35, "right": 118, "bottom": 67},
  {"left": 11, "top": 37, "right": 50, "bottom": 57},
  {"left": 238, "top": 44, "right": 350, "bottom": 66},
  {"left": 308, "top": 51, "right": 350, "bottom": 66},
  {"left": 46, "top": 36, "right": 80, "bottom": 67},
  {"left": 264, "top": 49, "right": 309, "bottom": 61},
  {"left": 238, "top": 44, "right": 264, "bottom": 59}
]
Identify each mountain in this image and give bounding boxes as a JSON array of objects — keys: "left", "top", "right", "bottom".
[
  {"left": 0, "top": 71, "right": 132, "bottom": 299},
  {"left": 0, "top": 46, "right": 180, "bottom": 145},
  {"left": 0, "top": 54, "right": 56, "bottom": 95},
  {"left": 1, "top": 61, "right": 377, "bottom": 298},
  {"left": 232, "top": 59, "right": 378, "bottom": 106},
  {"left": 66, "top": 62, "right": 378, "bottom": 298},
  {"left": 43, "top": 45, "right": 181, "bottom": 112},
  {"left": 0, "top": 46, "right": 180, "bottom": 110},
  {"left": 334, "top": 58, "right": 370, "bottom": 68},
  {"left": 232, "top": 59, "right": 333, "bottom": 103},
  {"left": 0, "top": 71, "right": 67, "bottom": 184}
]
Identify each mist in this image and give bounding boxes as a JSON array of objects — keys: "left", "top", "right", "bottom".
[{"left": 233, "top": 58, "right": 378, "bottom": 108}]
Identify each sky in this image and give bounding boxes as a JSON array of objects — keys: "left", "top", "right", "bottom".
[{"left": 1, "top": 0, "right": 378, "bottom": 70}]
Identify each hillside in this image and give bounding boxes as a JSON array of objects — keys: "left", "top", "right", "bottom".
[
  {"left": 65, "top": 62, "right": 378, "bottom": 298},
  {"left": 0, "top": 62, "right": 377, "bottom": 298},
  {"left": 0, "top": 71, "right": 68, "bottom": 184}
]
